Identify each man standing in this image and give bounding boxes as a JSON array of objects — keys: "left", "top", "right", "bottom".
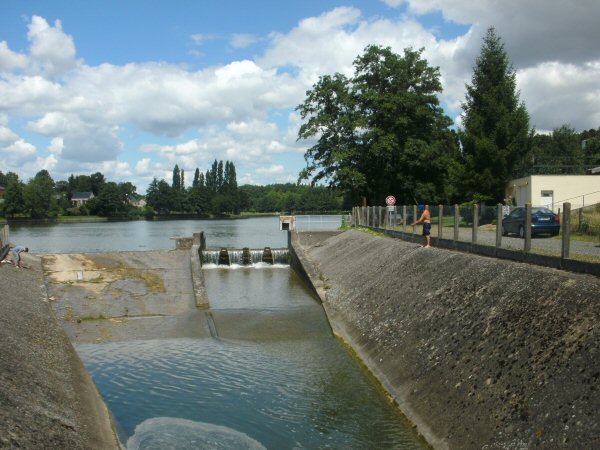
[
  {"left": 11, "top": 245, "right": 29, "bottom": 268},
  {"left": 411, "top": 205, "right": 432, "bottom": 248}
]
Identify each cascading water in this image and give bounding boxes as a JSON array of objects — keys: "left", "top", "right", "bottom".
[{"left": 201, "top": 248, "right": 290, "bottom": 266}]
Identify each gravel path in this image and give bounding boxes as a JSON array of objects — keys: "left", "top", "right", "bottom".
[{"left": 404, "top": 225, "right": 600, "bottom": 260}]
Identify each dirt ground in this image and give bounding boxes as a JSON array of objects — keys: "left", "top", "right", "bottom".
[{"left": 42, "top": 250, "right": 211, "bottom": 343}]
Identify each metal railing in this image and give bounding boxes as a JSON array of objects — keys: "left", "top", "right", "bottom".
[
  {"left": 351, "top": 203, "right": 600, "bottom": 274},
  {"left": 294, "top": 215, "right": 344, "bottom": 231}
]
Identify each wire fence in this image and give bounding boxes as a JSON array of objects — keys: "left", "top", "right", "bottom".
[
  {"left": 352, "top": 203, "right": 600, "bottom": 266},
  {"left": 294, "top": 214, "right": 345, "bottom": 232}
]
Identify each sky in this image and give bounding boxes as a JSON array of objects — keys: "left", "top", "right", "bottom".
[{"left": 1, "top": 0, "right": 600, "bottom": 192}]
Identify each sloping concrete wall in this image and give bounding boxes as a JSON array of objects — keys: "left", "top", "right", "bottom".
[
  {"left": 291, "top": 230, "right": 600, "bottom": 450},
  {"left": 0, "top": 256, "right": 121, "bottom": 449}
]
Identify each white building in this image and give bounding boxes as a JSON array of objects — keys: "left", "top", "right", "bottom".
[{"left": 506, "top": 175, "right": 600, "bottom": 211}]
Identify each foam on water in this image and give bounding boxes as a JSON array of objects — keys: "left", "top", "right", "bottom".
[{"left": 126, "top": 417, "right": 266, "bottom": 450}]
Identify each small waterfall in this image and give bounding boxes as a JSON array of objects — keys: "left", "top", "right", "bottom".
[{"left": 201, "top": 248, "right": 289, "bottom": 266}]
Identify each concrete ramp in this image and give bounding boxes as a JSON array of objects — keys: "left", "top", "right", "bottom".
[{"left": 43, "top": 251, "right": 211, "bottom": 343}]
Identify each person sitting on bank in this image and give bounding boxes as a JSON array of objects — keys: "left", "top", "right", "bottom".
[
  {"left": 11, "top": 245, "right": 29, "bottom": 268},
  {"left": 411, "top": 205, "right": 431, "bottom": 248}
]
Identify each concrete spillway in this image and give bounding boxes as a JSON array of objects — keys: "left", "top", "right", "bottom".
[
  {"left": 201, "top": 247, "right": 290, "bottom": 266},
  {"left": 290, "top": 230, "right": 600, "bottom": 450}
]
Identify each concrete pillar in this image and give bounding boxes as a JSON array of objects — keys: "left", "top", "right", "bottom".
[
  {"left": 472, "top": 204, "right": 479, "bottom": 244},
  {"left": 496, "top": 204, "right": 503, "bottom": 250},
  {"left": 412, "top": 205, "right": 418, "bottom": 238},
  {"left": 453, "top": 204, "right": 459, "bottom": 242},
  {"left": 524, "top": 203, "right": 532, "bottom": 253},
  {"left": 438, "top": 204, "right": 443, "bottom": 244},
  {"left": 562, "top": 202, "right": 571, "bottom": 260}
]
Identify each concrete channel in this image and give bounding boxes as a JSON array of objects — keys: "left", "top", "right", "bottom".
[{"left": 2, "top": 229, "right": 599, "bottom": 448}]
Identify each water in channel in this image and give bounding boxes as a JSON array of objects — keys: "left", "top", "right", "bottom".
[
  {"left": 13, "top": 217, "right": 426, "bottom": 448},
  {"left": 77, "top": 263, "right": 425, "bottom": 449}
]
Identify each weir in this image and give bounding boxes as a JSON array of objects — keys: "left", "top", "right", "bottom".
[{"left": 201, "top": 247, "right": 290, "bottom": 266}]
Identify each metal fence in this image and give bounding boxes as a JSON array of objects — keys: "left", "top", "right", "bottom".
[
  {"left": 294, "top": 215, "right": 345, "bottom": 232},
  {"left": 352, "top": 203, "right": 600, "bottom": 267}
]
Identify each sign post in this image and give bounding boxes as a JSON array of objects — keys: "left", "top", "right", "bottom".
[{"left": 385, "top": 196, "right": 396, "bottom": 227}]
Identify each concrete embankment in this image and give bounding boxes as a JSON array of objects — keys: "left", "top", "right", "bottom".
[
  {"left": 0, "top": 256, "right": 120, "bottom": 449},
  {"left": 291, "top": 230, "right": 600, "bottom": 449}
]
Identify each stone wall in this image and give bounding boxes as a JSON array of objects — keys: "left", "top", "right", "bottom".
[{"left": 291, "top": 230, "right": 600, "bottom": 450}]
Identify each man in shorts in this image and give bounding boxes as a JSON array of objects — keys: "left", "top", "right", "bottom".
[
  {"left": 411, "top": 205, "right": 432, "bottom": 248},
  {"left": 11, "top": 245, "right": 29, "bottom": 268}
]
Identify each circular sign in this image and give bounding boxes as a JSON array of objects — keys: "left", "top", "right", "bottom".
[{"left": 385, "top": 195, "right": 396, "bottom": 206}]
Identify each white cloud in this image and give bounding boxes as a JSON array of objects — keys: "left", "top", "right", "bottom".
[
  {"left": 230, "top": 34, "right": 259, "bottom": 49},
  {"left": 0, "top": 41, "right": 27, "bottom": 72},
  {"left": 47, "top": 137, "right": 63, "bottom": 155},
  {"left": 256, "top": 164, "right": 285, "bottom": 176},
  {"left": 0, "top": 125, "right": 19, "bottom": 146},
  {"left": 0, "top": 138, "right": 37, "bottom": 166},
  {"left": 27, "top": 16, "right": 79, "bottom": 78}
]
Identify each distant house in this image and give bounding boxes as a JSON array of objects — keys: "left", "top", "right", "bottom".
[
  {"left": 71, "top": 191, "right": 95, "bottom": 207},
  {"left": 130, "top": 197, "right": 147, "bottom": 208},
  {"left": 506, "top": 175, "right": 600, "bottom": 211}
]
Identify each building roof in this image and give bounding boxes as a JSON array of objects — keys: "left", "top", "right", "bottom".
[{"left": 71, "top": 191, "right": 94, "bottom": 200}]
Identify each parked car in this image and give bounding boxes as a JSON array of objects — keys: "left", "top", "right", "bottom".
[{"left": 502, "top": 207, "right": 560, "bottom": 238}]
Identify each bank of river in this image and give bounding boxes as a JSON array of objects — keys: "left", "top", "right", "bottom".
[{"left": 292, "top": 230, "right": 600, "bottom": 449}]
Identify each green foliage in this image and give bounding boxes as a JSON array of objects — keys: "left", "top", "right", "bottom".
[
  {"left": 24, "top": 170, "right": 58, "bottom": 218},
  {"left": 3, "top": 172, "right": 25, "bottom": 217},
  {"left": 297, "top": 45, "right": 458, "bottom": 206},
  {"left": 453, "top": 28, "right": 532, "bottom": 203},
  {"left": 240, "top": 183, "right": 344, "bottom": 213}
]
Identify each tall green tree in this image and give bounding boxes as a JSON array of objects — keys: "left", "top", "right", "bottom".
[
  {"left": 24, "top": 170, "right": 57, "bottom": 218},
  {"left": 3, "top": 173, "right": 25, "bottom": 217},
  {"left": 298, "top": 45, "right": 457, "bottom": 205},
  {"left": 452, "top": 27, "right": 532, "bottom": 202}
]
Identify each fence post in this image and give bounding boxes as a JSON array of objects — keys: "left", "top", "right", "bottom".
[
  {"left": 524, "top": 203, "right": 532, "bottom": 253},
  {"left": 453, "top": 204, "right": 459, "bottom": 242},
  {"left": 496, "top": 203, "right": 503, "bottom": 250},
  {"left": 562, "top": 202, "right": 571, "bottom": 260},
  {"left": 412, "top": 205, "right": 418, "bottom": 239},
  {"left": 472, "top": 204, "right": 479, "bottom": 244},
  {"left": 393, "top": 206, "right": 397, "bottom": 229},
  {"left": 438, "top": 204, "right": 443, "bottom": 245},
  {"left": 403, "top": 205, "right": 407, "bottom": 232}
]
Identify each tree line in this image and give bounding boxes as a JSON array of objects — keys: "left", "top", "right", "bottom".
[
  {"left": 296, "top": 28, "right": 600, "bottom": 206},
  {"left": 0, "top": 160, "right": 346, "bottom": 220}
]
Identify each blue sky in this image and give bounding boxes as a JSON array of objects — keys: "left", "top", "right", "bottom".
[{"left": 1, "top": 0, "right": 599, "bottom": 192}]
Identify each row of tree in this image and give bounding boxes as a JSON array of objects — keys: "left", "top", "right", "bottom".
[
  {"left": 0, "top": 170, "right": 139, "bottom": 218},
  {"left": 296, "top": 28, "right": 600, "bottom": 206},
  {"left": 0, "top": 160, "right": 346, "bottom": 219},
  {"left": 145, "top": 160, "right": 244, "bottom": 215}
]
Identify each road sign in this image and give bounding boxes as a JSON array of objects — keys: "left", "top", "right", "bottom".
[{"left": 385, "top": 195, "right": 396, "bottom": 206}]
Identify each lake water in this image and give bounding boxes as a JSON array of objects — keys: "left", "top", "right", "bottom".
[
  {"left": 13, "top": 217, "right": 426, "bottom": 449},
  {"left": 9, "top": 215, "right": 344, "bottom": 253}
]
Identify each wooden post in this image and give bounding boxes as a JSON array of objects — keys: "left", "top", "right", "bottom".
[
  {"left": 524, "top": 203, "right": 532, "bottom": 253},
  {"left": 562, "top": 202, "right": 571, "bottom": 260},
  {"left": 453, "top": 204, "right": 459, "bottom": 242},
  {"left": 472, "top": 204, "right": 479, "bottom": 244},
  {"left": 438, "top": 204, "right": 443, "bottom": 245},
  {"left": 412, "top": 204, "right": 418, "bottom": 237},
  {"left": 496, "top": 203, "right": 503, "bottom": 250}
]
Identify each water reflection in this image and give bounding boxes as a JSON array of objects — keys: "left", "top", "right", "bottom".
[{"left": 9, "top": 215, "right": 343, "bottom": 254}]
